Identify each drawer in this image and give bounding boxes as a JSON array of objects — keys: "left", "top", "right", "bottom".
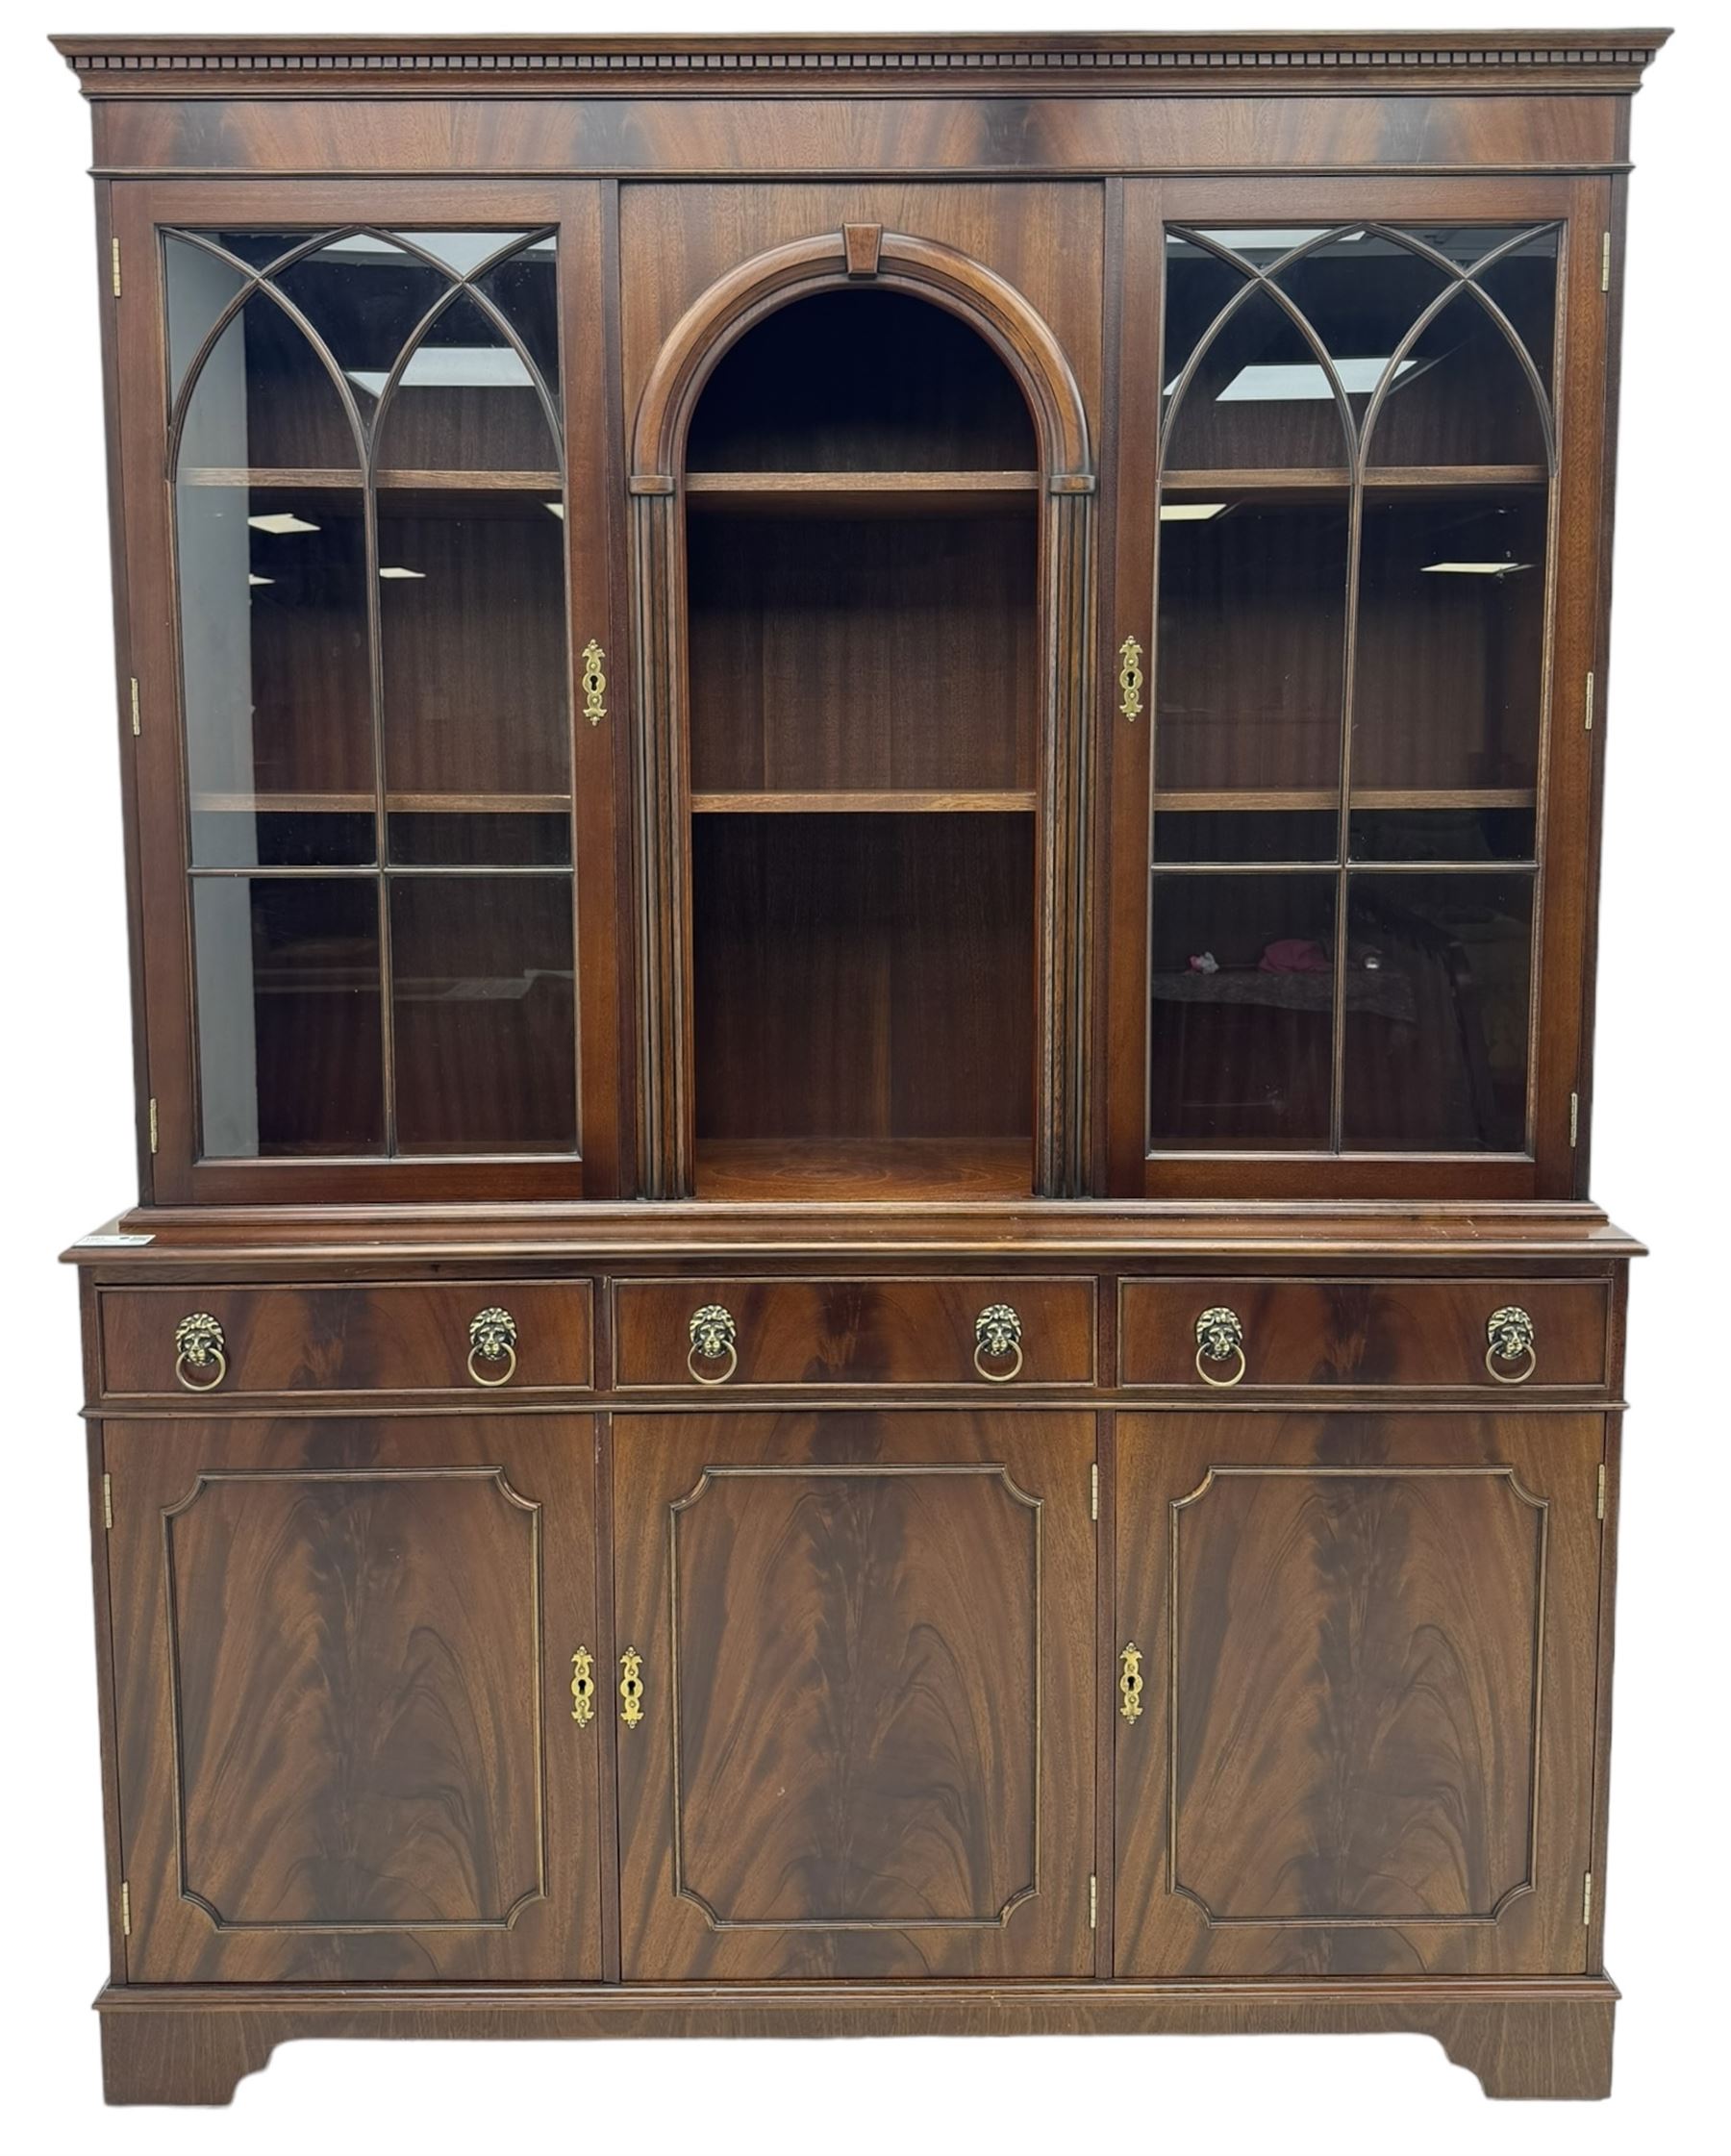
[
  {"left": 1117, "top": 1277, "right": 1608, "bottom": 1391},
  {"left": 97, "top": 1280, "right": 593, "bottom": 1398},
  {"left": 612, "top": 1276, "right": 1096, "bottom": 1390}
]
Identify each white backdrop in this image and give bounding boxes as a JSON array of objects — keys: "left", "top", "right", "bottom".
[{"left": 3, "top": 5, "right": 1724, "bottom": 2150}]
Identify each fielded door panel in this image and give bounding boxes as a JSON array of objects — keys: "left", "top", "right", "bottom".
[
  {"left": 1114, "top": 1412, "right": 1603, "bottom": 1976},
  {"left": 107, "top": 1416, "right": 602, "bottom": 1982},
  {"left": 615, "top": 1410, "right": 1097, "bottom": 1979}
]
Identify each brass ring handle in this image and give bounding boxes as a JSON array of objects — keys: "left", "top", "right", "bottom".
[
  {"left": 1485, "top": 1306, "right": 1537, "bottom": 1386},
  {"left": 467, "top": 1306, "right": 518, "bottom": 1388},
  {"left": 688, "top": 1303, "right": 738, "bottom": 1386},
  {"left": 974, "top": 1302, "right": 1023, "bottom": 1384},
  {"left": 1194, "top": 1305, "right": 1246, "bottom": 1390},
  {"left": 173, "top": 1314, "right": 227, "bottom": 1392}
]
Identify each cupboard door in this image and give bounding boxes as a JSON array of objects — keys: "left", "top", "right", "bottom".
[
  {"left": 1115, "top": 1412, "right": 1602, "bottom": 1975},
  {"left": 107, "top": 1415, "right": 601, "bottom": 1981},
  {"left": 615, "top": 1410, "right": 1096, "bottom": 1978}
]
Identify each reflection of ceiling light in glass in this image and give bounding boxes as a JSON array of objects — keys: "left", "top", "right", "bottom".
[
  {"left": 1160, "top": 502, "right": 1227, "bottom": 521},
  {"left": 246, "top": 512, "right": 319, "bottom": 534},
  {"left": 247, "top": 574, "right": 273, "bottom": 586},
  {"left": 1211, "top": 357, "right": 1415, "bottom": 402},
  {"left": 347, "top": 347, "right": 533, "bottom": 396},
  {"left": 1421, "top": 561, "right": 1532, "bottom": 576},
  {"left": 378, "top": 565, "right": 425, "bottom": 579},
  {"left": 545, "top": 502, "right": 564, "bottom": 519}
]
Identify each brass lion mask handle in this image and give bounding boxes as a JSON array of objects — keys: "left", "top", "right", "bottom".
[
  {"left": 973, "top": 1302, "right": 1024, "bottom": 1383},
  {"left": 173, "top": 1312, "right": 227, "bottom": 1392},
  {"left": 688, "top": 1303, "right": 738, "bottom": 1385},
  {"left": 467, "top": 1306, "right": 519, "bottom": 1388},
  {"left": 1485, "top": 1305, "right": 1537, "bottom": 1385},
  {"left": 1194, "top": 1305, "right": 1246, "bottom": 1389}
]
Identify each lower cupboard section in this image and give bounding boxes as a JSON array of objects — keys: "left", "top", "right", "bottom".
[{"left": 1113, "top": 1412, "right": 1605, "bottom": 1977}]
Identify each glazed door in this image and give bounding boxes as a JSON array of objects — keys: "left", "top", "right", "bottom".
[
  {"left": 1114, "top": 1411, "right": 1604, "bottom": 1975},
  {"left": 113, "top": 179, "right": 624, "bottom": 1202},
  {"left": 1102, "top": 177, "right": 1611, "bottom": 1200},
  {"left": 615, "top": 1410, "right": 1097, "bottom": 1978},
  {"left": 107, "top": 1415, "right": 601, "bottom": 1982}
]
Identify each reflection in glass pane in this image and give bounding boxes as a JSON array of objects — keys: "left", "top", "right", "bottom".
[
  {"left": 390, "top": 875, "right": 576, "bottom": 1153},
  {"left": 1342, "top": 872, "right": 1534, "bottom": 1152},
  {"left": 177, "top": 485, "right": 373, "bottom": 863},
  {"left": 1148, "top": 873, "right": 1336, "bottom": 1149},
  {"left": 1472, "top": 228, "right": 1561, "bottom": 399},
  {"left": 1401, "top": 225, "right": 1542, "bottom": 271},
  {"left": 1156, "top": 495, "right": 1349, "bottom": 799},
  {"left": 1165, "top": 283, "right": 1350, "bottom": 471},
  {"left": 1349, "top": 805, "right": 1536, "bottom": 864},
  {"left": 193, "top": 876, "right": 383, "bottom": 1157},
  {"left": 479, "top": 241, "right": 561, "bottom": 395},
  {"left": 379, "top": 495, "right": 570, "bottom": 817},
  {"left": 1363, "top": 283, "right": 1549, "bottom": 467},
  {"left": 1154, "top": 808, "right": 1337, "bottom": 865},
  {"left": 206, "top": 230, "right": 310, "bottom": 272},
  {"left": 1273, "top": 231, "right": 1449, "bottom": 423},
  {"left": 275, "top": 236, "right": 447, "bottom": 396},
  {"left": 373, "top": 290, "right": 554, "bottom": 473},
  {"left": 1161, "top": 238, "right": 1247, "bottom": 399},
  {"left": 388, "top": 813, "right": 570, "bottom": 868},
  {"left": 165, "top": 236, "right": 250, "bottom": 406},
  {"left": 393, "top": 230, "right": 529, "bottom": 279},
  {"left": 1354, "top": 492, "right": 1546, "bottom": 794},
  {"left": 176, "top": 295, "right": 361, "bottom": 474}
]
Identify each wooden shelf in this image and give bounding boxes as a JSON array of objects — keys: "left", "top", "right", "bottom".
[
  {"left": 180, "top": 467, "right": 562, "bottom": 492},
  {"left": 1162, "top": 464, "right": 1547, "bottom": 495},
  {"left": 1155, "top": 788, "right": 1537, "bottom": 814},
  {"left": 694, "top": 1136, "right": 1032, "bottom": 1202},
  {"left": 685, "top": 470, "right": 1040, "bottom": 517},
  {"left": 691, "top": 790, "right": 1036, "bottom": 816},
  {"left": 193, "top": 791, "right": 572, "bottom": 815}
]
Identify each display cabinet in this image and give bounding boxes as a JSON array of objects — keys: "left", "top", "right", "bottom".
[{"left": 53, "top": 29, "right": 1663, "bottom": 2107}]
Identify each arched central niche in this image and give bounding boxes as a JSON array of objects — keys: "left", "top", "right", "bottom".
[{"left": 629, "top": 230, "right": 1094, "bottom": 1200}]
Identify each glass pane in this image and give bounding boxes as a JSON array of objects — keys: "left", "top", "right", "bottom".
[
  {"left": 387, "top": 813, "right": 569, "bottom": 868},
  {"left": 1165, "top": 284, "right": 1350, "bottom": 473},
  {"left": 1471, "top": 228, "right": 1561, "bottom": 399},
  {"left": 379, "top": 493, "right": 571, "bottom": 835},
  {"left": 1272, "top": 230, "right": 1450, "bottom": 432},
  {"left": 165, "top": 236, "right": 250, "bottom": 406},
  {"left": 175, "top": 291, "right": 361, "bottom": 474},
  {"left": 373, "top": 290, "right": 556, "bottom": 475},
  {"left": 1349, "top": 804, "right": 1536, "bottom": 865},
  {"left": 1353, "top": 491, "right": 1547, "bottom": 797},
  {"left": 1162, "top": 237, "right": 1247, "bottom": 393},
  {"left": 275, "top": 235, "right": 448, "bottom": 414},
  {"left": 193, "top": 877, "right": 383, "bottom": 1157},
  {"left": 390, "top": 875, "right": 576, "bottom": 1153},
  {"left": 1154, "top": 808, "right": 1337, "bottom": 865},
  {"left": 206, "top": 229, "right": 314, "bottom": 273},
  {"left": 176, "top": 484, "right": 373, "bottom": 865},
  {"left": 478, "top": 238, "right": 561, "bottom": 395},
  {"left": 393, "top": 229, "right": 529, "bottom": 279},
  {"left": 1342, "top": 872, "right": 1534, "bottom": 1151},
  {"left": 1363, "top": 284, "right": 1549, "bottom": 467},
  {"left": 1148, "top": 873, "right": 1336, "bottom": 1150},
  {"left": 1156, "top": 493, "right": 1349, "bottom": 809}
]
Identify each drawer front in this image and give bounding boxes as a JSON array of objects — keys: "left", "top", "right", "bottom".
[
  {"left": 1118, "top": 1278, "right": 1608, "bottom": 1391},
  {"left": 98, "top": 1281, "right": 593, "bottom": 1398},
  {"left": 613, "top": 1276, "right": 1097, "bottom": 1390}
]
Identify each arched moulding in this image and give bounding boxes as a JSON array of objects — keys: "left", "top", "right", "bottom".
[
  {"left": 633, "top": 228, "right": 1090, "bottom": 485},
  {"left": 1359, "top": 225, "right": 1559, "bottom": 474},
  {"left": 1160, "top": 225, "right": 1358, "bottom": 475}
]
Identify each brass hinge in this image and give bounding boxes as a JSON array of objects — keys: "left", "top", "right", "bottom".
[
  {"left": 119, "top": 1881, "right": 132, "bottom": 1936},
  {"left": 1596, "top": 1463, "right": 1607, "bottom": 1520},
  {"left": 111, "top": 237, "right": 121, "bottom": 298},
  {"left": 129, "top": 678, "right": 140, "bottom": 738},
  {"left": 1584, "top": 669, "right": 1594, "bottom": 732},
  {"left": 102, "top": 1473, "right": 113, "bottom": 1531},
  {"left": 1089, "top": 1873, "right": 1098, "bottom": 1930},
  {"left": 1569, "top": 1092, "right": 1579, "bottom": 1148},
  {"left": 1091, "top": 1463, "right": 1099, "bottom": 1521},
  {"left": 148, "top": 1098, "right": 159, "bottom": 1154},
  {"left": 1583, "top": 1871, "right": 1593, "bottom": 1926},
  {"left": 1600, "top": 232, "right": 1612, "bottom": 292}
]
